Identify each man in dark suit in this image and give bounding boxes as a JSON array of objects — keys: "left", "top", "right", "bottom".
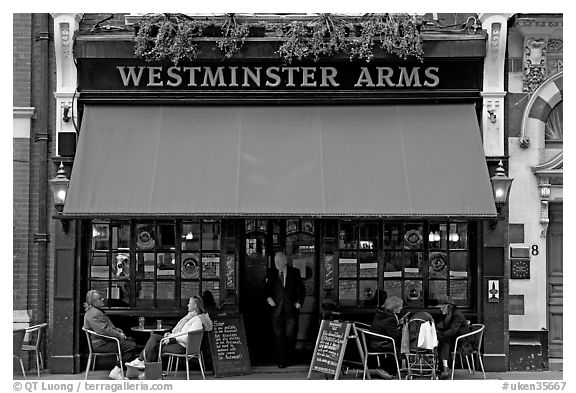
[{"left": 265, "top": 251, "right": 306, "bottom": 368}]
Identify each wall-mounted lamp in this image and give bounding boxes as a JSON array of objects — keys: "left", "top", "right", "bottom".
[
  {"left": 489, "top": 160, "right": 514, "bottom": 229},
  {"left": 487, "top": 108, "right": 497, "bottom": 124},
  {"left": 62, "top": 105, "right": 71, "bottom": 122},
  {"left": 49, "top": 162, "right": 70, "bottom": 232}
]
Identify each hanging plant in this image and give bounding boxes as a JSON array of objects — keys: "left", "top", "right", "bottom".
[
  {"left": 277, "top": 14, "right": 350, "bottom": 63},
  {"left": 216, "top": 14, "right": 251, "bottom": 58},
  {"left": 134, "top": 14, "right": 202, "bottom": 64},
  {"left": 133, "top": 13, "right": 425, "bottom": 65},
  {"left": 349, "top": 14, "right": 424, "bottom": 62}
]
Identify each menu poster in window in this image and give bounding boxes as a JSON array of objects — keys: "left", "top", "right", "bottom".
[
  {"left": 207, "top": 314, "right": 251, "bottom": 378},
  {"left": 307, "top": 319, "right": 352, "bottom": 380}
]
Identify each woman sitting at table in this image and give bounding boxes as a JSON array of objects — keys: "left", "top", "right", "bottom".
[
  {"left": 367, "top": 296, "right": 409, "bottom": 379},
  {"left": 126, "top": 295, "right": 213, "bottom": 367}
]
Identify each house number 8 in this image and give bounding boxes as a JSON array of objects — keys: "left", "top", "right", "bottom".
[{"left": 531, "top": 245, "right": 539, "bottom": 256}]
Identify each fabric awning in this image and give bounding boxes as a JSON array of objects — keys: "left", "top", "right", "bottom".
[{"left": 63, "top": 104, "right": 497, "bottom": 217}]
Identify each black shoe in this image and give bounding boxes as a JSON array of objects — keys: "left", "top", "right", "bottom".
[
  {"left": 278, "top": 363, "right": 286, "bottom": 368},
  {"left": 438, "top": 369, "right": 451, "bottom": 379}
]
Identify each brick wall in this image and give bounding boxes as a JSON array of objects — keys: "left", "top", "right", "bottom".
[
  {"left": 13, "top": 14, "right": 32, "bottom": 106},
  {"left": 13, "top": 14, "right": 32, "bottom": 313},
  {"left": 13, "top": 139, "right": 30, "bottom": 311}
]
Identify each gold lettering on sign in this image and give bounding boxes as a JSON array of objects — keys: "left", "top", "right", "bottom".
[{"left": 116, "top": 65, "right": 441, "bottom": 89}]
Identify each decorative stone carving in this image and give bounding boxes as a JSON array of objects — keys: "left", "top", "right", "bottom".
[
  {"left": 523, "top": 38, "right": 547, "bottom": 93},
  {"left": 547, "top": 39, "right": 563, "bottom": 53},
  {"left": 538, "top": 182, "right": 551, "bottom": 238},
  {"left": 489, "top": 22, "right": 501, "bottom": 60},
  {"left": 60, "top": 22, "right": 71, "bottom": 59}
]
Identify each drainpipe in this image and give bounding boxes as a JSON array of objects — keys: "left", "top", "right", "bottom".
[{"left": 32, "top": 13, "right": 51, "bottom": 329}]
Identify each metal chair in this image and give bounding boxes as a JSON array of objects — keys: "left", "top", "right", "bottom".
[
  {"left": 13, "top": 329, "right": 27, "bottom": 378},
  {"left": 356, "top": 327, "right": 401, "bottom": 380},
  {"left": 450, "top": 323, "right": 486, "bottom": 380},
  {"left": 159, "top": 329, "right": 205, "bottom": 380},
  {"left": 22, "top": 323, "right": 48, "bottom": 377},
  {"left": 82, "top": 328, "right": 124, "bottom": 380}
]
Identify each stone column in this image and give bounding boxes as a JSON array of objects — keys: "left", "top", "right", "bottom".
[
  {"left": 479, "top": 13, "right": 512, "bottom": 157},
  {"left": 50, "top": 13, "right": 83, "bottom": 374}
]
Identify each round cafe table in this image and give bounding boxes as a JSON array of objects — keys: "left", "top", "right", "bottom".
[{"left": 131, "top": 325, "right": 172, "bottom": 336}]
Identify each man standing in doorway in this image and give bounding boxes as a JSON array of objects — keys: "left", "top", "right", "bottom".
[{"left": 265, "top": 251, "right": 306, "bottom": 368}]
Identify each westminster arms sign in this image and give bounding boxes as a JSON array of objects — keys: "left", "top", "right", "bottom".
[{"left": 78, "top": 59, "right": 481, "bottom": 92}]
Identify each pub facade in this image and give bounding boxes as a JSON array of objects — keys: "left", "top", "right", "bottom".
[{"left": 17, "top": 13, "right": 519, "bottom": 374}]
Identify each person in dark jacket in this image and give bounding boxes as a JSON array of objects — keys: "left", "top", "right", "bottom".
[
  {"left": 368, "top": 296, "right": 409, "bottom": 378},
  {"left": 435, "top": 295, "right": 471, "bottom": 379},
  {"left": 264, "top": 251, "right": 306, "bottom": 368},
  {"left": 83, "top": 290, "right": 138, "bottom": 380}
]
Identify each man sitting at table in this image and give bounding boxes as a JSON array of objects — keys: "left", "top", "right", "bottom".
[
  {"left": 126, "top": 295, "right": 213, "bottom": 367},
  {"left": 83, "top": 290, "right": 139, "bottom": 380},
  {"left": 367, "top": 296, "right": 409, "bottom": 379}
]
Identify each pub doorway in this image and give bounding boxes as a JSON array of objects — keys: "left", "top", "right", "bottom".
[{"left": 239, "top": 219, "right": 319, "bottom": 366}]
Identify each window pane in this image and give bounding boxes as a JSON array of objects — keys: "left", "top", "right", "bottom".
[
  {"left": 404, "top": 280, "right": 423, "bottom": 307},
  {"left": 383, "top": 252, "right": 402, "bottom": 278},
  {"left": 358, "top": 222, "right": 378, "bottom": 250},
  {"left": 450, "top": 280, "right": 470, "bottom": 306},
  {"left": 157, "top": 282, "right": 175, "bottom": 308},
  {"left": 383, "top": 222, "right": 402, "bottom": 249},
  {"left": 136, "top": 253, "right": 155, "bottom": 279},
  {"left": 302, "top": 219, "right": 314, "bottom": 234},
  {"left": 323, "top": 221, "right": 338, "bottom": 252},
  {"left": 202, "top": 282, "right": 220, "bottom": 307},
  {"left": 428, "top": 252, "right": 448, "bottom": 279},
  {"left": 403, "top": 223, "right": 424, "bottom": 250},
  {"left": 339, "top": 221, "right": 357, "bottom": 249},
  {"left": 245, "top": 234, "right": 267, "bottom": 256},
  {"left": 403, "top": 252, "right": 423, "bottom": 277},
  {"left": 136, "top": 224, "right": 156, "bottom": 251},
  {"left": 429, "top": 281, "right": 448, "bottom": 304},
  {"left": 157, "top": 252, "right": 175, "bottom": 278},
  {"left": 112, "top": 223, "right": 130, "bottom": 250},
  {"left": 429, "top": 222, "right": 447, "bottom": 250},
  {"left": 339, "top": 253, "right": 357, "bottom": 278},
  {"left": 202, "top": 220, "right": 221, "bottom": 250},
  {"left": 359, "top": 280, "right": 378, "bottom": 307},
  {"left": 181, "top": 281, "right": 200, "bottom": 307},
  {"left": 182, "top": 253, "right": 200, "bottom": 279},
  {"left": 545, "top": 101, "right": 563, "bottom": 142},
  {"left": 181, "top": 223, "right": 200, "bottom": 251},
  {"left": 359, "top": 252, "right": 377, "bottom": 278},
  {"left": 287, "top": 219, "right": 299, "bottom": 234},
  {"left": 136, "top": 282, "right": 154, "bottom": 308},
  {"left": 202, "top": 252, "right": 220, "bottom": 278},
  {"left": 108, "top": 282, "right": 130, "bottom": 307},
  {"left": 383, "top": 280, "right": 403, "bottom": 300},
  {"left": 158, "top": 224, "right": 176, "bottom": 248},
  {"left": 111, "top": 252, "right": 130, "bottom": 280},
  {"left": 92, "top": 224, "right": 109, "bottom": 250},
  {"left": 449, "top": 251, "right": 469, "bottom": 278},
  {"left": 449, "top": 222, "right": 467, "bottom": 249},
  {"left": 339, "top": 280, "right": 357, "bottom": 306}
]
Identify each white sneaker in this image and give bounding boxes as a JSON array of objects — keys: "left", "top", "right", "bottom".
[
  {"left": 126, "top": 358, "right": 146, "bottom": 369},
  {"left": 109, "top": 366, "right": 127, "bottom": 380}
]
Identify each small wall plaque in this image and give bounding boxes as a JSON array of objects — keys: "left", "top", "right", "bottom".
[{"left": 511, "top": 259, "right": 530, "bottom": 279}]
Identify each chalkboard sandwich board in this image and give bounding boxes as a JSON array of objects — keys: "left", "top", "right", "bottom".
[
  {"left": 307, "top": 319, "right": 352, "bottom": 380},
  {"left": 208, "top": 314, "right": 251, "bottom": 378}
]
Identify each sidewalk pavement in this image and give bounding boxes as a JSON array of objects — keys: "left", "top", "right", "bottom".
[{"left": 14, "top": 365, "right": 564, "bottom": 381}]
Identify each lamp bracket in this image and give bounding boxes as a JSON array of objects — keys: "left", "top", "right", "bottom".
[{"left": 33, "top": 233, "right": 51, "bottom": 243}]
